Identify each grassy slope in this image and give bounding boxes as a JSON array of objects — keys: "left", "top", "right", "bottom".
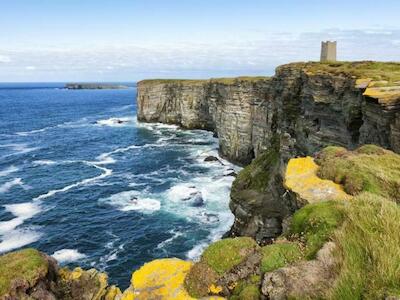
[
  {"left": 289, "top": 61, "right": 400, "bottom": 86},
  {"left": 316, "top": 144, "right": 400, "bottom": 202},
  {"left": 0, "top": 248, "right": 48, "bottom": 296}
]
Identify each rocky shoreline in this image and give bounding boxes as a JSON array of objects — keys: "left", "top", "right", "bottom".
[{"left": 2, "top": 61, "right": 400, "bottom": 299}]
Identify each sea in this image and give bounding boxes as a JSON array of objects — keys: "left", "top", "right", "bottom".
[{"left": 0, "top": 83, "right": 238, "bottom": 288}]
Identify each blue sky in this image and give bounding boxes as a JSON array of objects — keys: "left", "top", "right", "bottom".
[{"left": 0, "top": 0, "right": 399, "bottom": 81}]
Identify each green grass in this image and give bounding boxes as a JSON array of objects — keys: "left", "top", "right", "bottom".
[
  {"left": 260, "top": 242, "right": 304, "bottom": 273},
  {"left": 289, "top": 201, "right": 345, "bottom": 259},
  {"left": 201, "top": 237, "right": 259, "bottom": 275},
  {"left": 230, "top": 275, "right": 261, "bottom": 300},
  {"left": 138, "top": 76, "right": 270, "bottom": 86},
  {"left": 232, "top": 145, "right": 280, "bottom": 193},
  {"left": 316, "top": 145, "right": 400, "bottom": 202},
  {"left": 330, "top": 193, "right": 400, "bottom": 299},
  {"left": 0, "top": 248, "right": 48, "bottom": 297},
  {"left": 286, "top": 61, "right": 400, "bottom": 86}
]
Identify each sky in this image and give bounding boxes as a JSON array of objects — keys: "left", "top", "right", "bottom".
[{"left": 0, "top": 0, "right": 399, "bottom": 82}]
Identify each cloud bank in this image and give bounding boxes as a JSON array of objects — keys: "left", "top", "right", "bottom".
[{"left": 0, "top": 28, "right": 399, "bottom": 81}]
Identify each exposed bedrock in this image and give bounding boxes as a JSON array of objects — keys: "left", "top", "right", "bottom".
[{"left": 137, "top": 62, "right": 400, "bottom": 241}]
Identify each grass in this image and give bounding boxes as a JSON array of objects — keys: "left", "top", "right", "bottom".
[
  {"left": 0, "top": 248, "right": 48, "bottom": 297},
  {"left": 316, "top": 145, "right": 400, "bottom": 202},
  {"left": 201, "top": 237, "right": 259, "bottom": 275},
  {"left": 138, "top": 76, "right": 270, "bottom": 86},
  {"left": 260, "top": 241, "right": 304, "bottom": 273},
  {"left": 184, "top": 237, "right": 259, "bottom": 298},
  {"left": 287, "top": 61, "right": 400, "bottom": 86},
  {"left": 289, "top": 201, "right": 345, "bottom": 259},
  {"left": 232, "top": 145, "right": 280, "bottom": 193},
  {"left": 330, "top": 193, "right": 400, "bottom": 299}
]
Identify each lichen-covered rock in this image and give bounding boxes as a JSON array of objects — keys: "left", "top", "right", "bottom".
[
  {"left": 185, "top": 237, "right": 261, "bottom": 298},
  {"left": 137, "top": 62, "right": 400, "bottom": 240},
  {"left": 261, "top": 242, "right": 337, "bottom": 300},
  {"left": 57, "top": 267, "right": 111, "bottom": 300},
  {"left": 120, "top": 258, "right": 194, "bottom": 300},
  {"left": 284, "top": 156, "right": 351, "bottom": 204}
]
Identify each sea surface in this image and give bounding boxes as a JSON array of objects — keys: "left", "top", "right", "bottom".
[{"left": 0, "top": 83, "right": 238, "bottom": 288}]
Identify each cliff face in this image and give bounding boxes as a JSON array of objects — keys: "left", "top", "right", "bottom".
[{"left": 137, "top": 62, "right": 400, "bottom": 241}]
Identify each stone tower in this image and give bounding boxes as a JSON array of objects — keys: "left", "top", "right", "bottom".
[{"left": 320, "top": 41, "right": 337, "bottom": 62}]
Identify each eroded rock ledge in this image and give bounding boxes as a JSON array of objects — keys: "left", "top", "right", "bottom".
[{"left": 137, "top": 61, "right": 400, "bottom": 241}]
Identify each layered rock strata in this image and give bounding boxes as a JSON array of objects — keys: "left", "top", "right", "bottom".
[{"left": 137, "top": 62, "right": 400, "bottom": 241}]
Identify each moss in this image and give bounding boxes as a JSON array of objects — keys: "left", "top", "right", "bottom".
[
  {"left": 261, "top": 242, "right": 304, "bottom": 273},
  {"left": 184, "top": 262, "right": 218, "bottom": 298},
  {"left": 317, "top": 145, "right": 400, "bottom": 202},
  {"left": 232, "top": 146, "right": 280, "bottom": 193},
  {"left": 0, "top": 248, "right": 48, "bottom": 297},
  {"left": 288, "top": 61, "right": 400, "bottom": 86},
  {"left": 201, "top": 237, "right": 259, "bottom": 275},
  {"left": 230, "top": 276, "right": 261, "bottom": 300},
  {"left": 289, "top": 201, "right": 345, "bottom": 259},
  {"left": 330, "top": 193, "right": 400, "bottom": 299}
]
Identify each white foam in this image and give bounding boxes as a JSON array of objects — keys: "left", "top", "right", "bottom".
[
  {"left": 0, "top": 166, "right": 19, "bottom": 177},
  {"left": 33, "top": 162, "right": 112, "bottom": 201},
  {"left": 0, "top": 228, "right": 42, "bottom": 253},
  {"left": 157, "top": 230, "right": 184, "bottom": 249},
  {"left": 51, "top": 249, "right": 87, "bottom": 263},
  {"left": 32, "top": 160, "right": 57, "bottom": 166},
  {"left": 0, "top": 202, "right": 42, "bottom": 234},
  {"left": 0, "top": 143, "right": 39, "bottom": 155},
  {"left": 96, "top": 117, "right": 134, "bottom": 127},
  {"left": 166, "top": 184, "right": 199, "bottom": 202},
  {"left": 0, "top": 202, "right": 42, "bottom": 253},
  {"left": 101, "top": 190, "right": 161, "bottom": 212},
  {"left": 0, "top": 178, "right": 25, "bottom": 193}
]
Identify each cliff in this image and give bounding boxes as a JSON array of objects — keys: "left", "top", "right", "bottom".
[
  {"left": 2, "top": 145, "right": 400, "bottom": 299},
  {"left": 137, "top": 61, "right": 400, "bottom": 242}
]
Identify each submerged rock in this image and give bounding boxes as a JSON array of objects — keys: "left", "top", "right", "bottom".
[{"left": 204, "top": 156, "right": 220, "bottom": 162}]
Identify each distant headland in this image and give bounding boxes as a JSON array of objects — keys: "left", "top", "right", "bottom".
[{"left": 65, "top": 83, "right": 129, "bottom": 90}]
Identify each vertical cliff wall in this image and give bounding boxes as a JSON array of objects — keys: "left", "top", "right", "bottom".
[{"left": 137, "top": 62, "right": 400, "bottom": 241}]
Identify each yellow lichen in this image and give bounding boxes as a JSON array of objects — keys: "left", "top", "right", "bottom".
[
  {"left": 284, "top": 156, "right": 351, "bottom": 203},
  {"left": 129, "top": 258, "right": 195, "bottom": 300},
  {"left": 70, "top": 267, "right": 83, "bottom": 280},
  {"left": 120, "top": 289, "right": 135, "bottom": 300},
  {"left": 363, "top": 86, "right": 400, "bottom": 104},
  {"left": 208, "top": 284, "right": 223, "bottom": 294},
  {"left": 105, "top": 285, "right": 122, "bottom": 300}
]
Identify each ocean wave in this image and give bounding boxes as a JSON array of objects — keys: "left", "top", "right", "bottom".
[
  {"left": 0, "top": 165, "right": 19, "bottom": 177},
  {"left": 33, "top": 162, "right": 112, "bottom": 201},
  {"left": 0, "top": 178, "right": 24, "bottom": 193},
  {"left": 0, "top": 202, "right": 42, "bottom": 253},
  {"left": 0, "top": 143, "right": 40, "bottom": 156},
  {"left": 51, "top": 249, "right": 87, "bottom": 263},
  {"left": 100, "top": 190, "right": 161, "bottom": 213},
  {"left": 0, "top": 227, "right": 42, "bottom": 253},
  {"left": 95, "top": 117, "right": 135, "bottom": 127},
  {"left": 156, "top": 229, "right": 184, "bottom": 250},
  {"left": 32, "top": 159, "right": 57, "bottom": 166},
  {"left": 15, "top": 117, "right": 90, "bottom": 136}
]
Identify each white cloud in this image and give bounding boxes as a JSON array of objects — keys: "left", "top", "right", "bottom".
[
  {"left": 0, "top": 55, "right": 11, "bottom": 63},
  {"left": 0, "top": 28, "right": 399, "bottom": 81}
]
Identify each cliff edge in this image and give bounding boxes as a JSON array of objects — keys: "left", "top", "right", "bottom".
[{"left": 137, "top": 61, "right": 400, "bottom": 241}]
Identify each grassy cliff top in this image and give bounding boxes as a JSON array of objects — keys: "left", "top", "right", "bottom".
[
  {"left": 138, "top": 76, "right": 271, "bottom": 86},
  {"left": 0, "top": 248, "right": 48, "bottom": 297},
  {"left": 283, "top": 61, "right": 400, "bottom": 84}
]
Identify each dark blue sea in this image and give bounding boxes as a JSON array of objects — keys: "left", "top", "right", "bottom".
[{"left": 0, "top": 83, "right": 237, "bottom": 288}]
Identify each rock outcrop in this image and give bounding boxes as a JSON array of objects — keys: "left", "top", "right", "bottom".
[
  {"left": 0, "top": 248, "right": 119, "bottom": 300},
  {"left": 137, "top": 61, "right": 400, "bottom": 241}
]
